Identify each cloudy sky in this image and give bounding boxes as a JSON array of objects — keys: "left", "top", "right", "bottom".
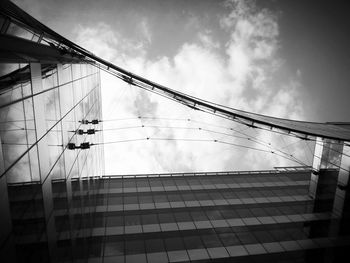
[{"left": 13, "top": 0, "right": 350, "bottom": 175}]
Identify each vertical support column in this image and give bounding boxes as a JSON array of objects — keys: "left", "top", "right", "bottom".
[
  {"left": 308, "top": 139, "right": 338, "bottom": 241},
  {"left": 0, "top": 137, "right": 16, "bottom": 261},
  {"left": 328, "top": 143, "right": 350, "bottom": 238},
  {"left": 30, "top": 63, "right": 57, "bottom": 260},
  {"left": 56, "top": 64, "right": 75, "bottom": 256},
  {"left": 332, "top": 148, "right": 350, "bottom": 217},
  {"left": 309, "top": 137, "right": 350, "bottom": 244},
  {"left": 309, "top": 138, "right": 342, "bottom": 212},
  {"left": 98, "top": 68, "right": 105, "bottom": 177},
  {"left": 309, "top": 137, "right": 323, "bottom": 199}
]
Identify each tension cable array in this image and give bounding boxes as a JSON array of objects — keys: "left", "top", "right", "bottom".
[
  {"left": 94, "top": 117, "right": 349, "bottom": 172},
  {"left": 72, "top": 116, "right": 311, "bottom": 168},
  {"left": 71, "top": 120, "right": 350, "bottom": 161},
  {"left": 72, "top": 136, "right": 305, "bottom": 167},
  {"left": 54, "top": 113, "right": 348, "bottom": 174}
]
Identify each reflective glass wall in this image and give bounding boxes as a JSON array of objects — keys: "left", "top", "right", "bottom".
[
  {"left": 4, "top": 169, "right": 350, "bottom": 262},
  {"left": 0, "top": 61, "right": 104, "bottom": 262},
  {"left": 1, "top": 63, "right": 104, "bottom": 182}
]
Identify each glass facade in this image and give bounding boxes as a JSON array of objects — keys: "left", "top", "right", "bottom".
[
  {"left": 1, "top": 63, "right": 104, "bottom": 182},
  {"left": 0, "top": 8, "right": 105, "bottom": 260},
  {"left": 2, "top": 169, "right": 350, "bottom": 262},
  {"left": 0, "top": 60, "right": 105, "bottom": 262}
]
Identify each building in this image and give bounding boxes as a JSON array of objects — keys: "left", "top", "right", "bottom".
[
  {"left": 0, "top": 1, "right": 104, "bottom": 261},
  {"left": 1, "top": 1, "right": 350, "bottom": 262},
  {"left": 2, "top": 168, "right": 350, "bottom": 263},
  {"left": 0, "top": 61, "right": 105, "bottom": 262}
]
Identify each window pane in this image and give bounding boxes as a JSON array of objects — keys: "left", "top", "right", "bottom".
[
  {"left": 141, "top": 214, "right": 158, "bottom": 225},
  {"left": 184, "top": 236, "right": 204, "bottom": 249},
  {"left": 124, "top": 215, "right": 141, "bottom": 226},
  {"left": 191, "top": 211, "right": 207, "bottom": 221},
  {"left": 165, "top": 237, "right": 184, "bottom": 251},
  {"left": 201, "top": 233, "right": 222, "bottom": 248},
  {"left": 158, "top": 212, "right": 174, "bottom": 223},
  {"left": 174, "top": 212, "right": 191, "bottom": 222},
  {"left": 219, "top": 233, "right": 240, "bottom": 246},
  {"left": 145, "top": 238, "right": 164, "bottom": 253},
  {"left": 125, "top": 239, "right": 144, "bottom": 255},
  {"left": 138, "top": 193, "right": 153, "bottom": 203},
  {"left": 106, "top": 215, "right": 123, "bottom": 227},
  {"left": 104, "top": 237, "right": 124, "bottom": 256}
]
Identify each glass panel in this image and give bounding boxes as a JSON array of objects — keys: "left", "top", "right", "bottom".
[
  {"left": 191, "top": 211, "right": 208, "bottom": 221},
  {"left": 201, "top": 231, "right": 223, "bottom": 248},
  {"left": 184, "top": 236, "right": 204, "bottom": 249},
  {"left": 42, "top": 65, "right": 58, "bottom": 91},
  {"left": 219, "top": 232, "right": 241, "bottom": 246},
  {"left": 6, "top": 22, "right": 34, "bottom": 40},
  {"left": 104, "top": 236, "right": 124, "bottom": 256},
  {"left": 138, "top": 193, "right": 153, "bottom": 204},
  {"left": 124, "top": 214, "right": 141, "bottom": 226},
  {"left": 145, "top": 238, "right": 164, "bottom": 253},
  {"left": 125, "top": 239, "right": 144, "bottom": 255},
  {"left": 174, "top": 212, "right": 191, "bottom": 222},
  {"left": 165, "top": 237, "right": 185, "bottom": 251},
  {"left": 141, "top": 214, "right": 158, "bottom": 225},
  {"left": 158, "top": 212, "right": 175, "bottom": 224}
]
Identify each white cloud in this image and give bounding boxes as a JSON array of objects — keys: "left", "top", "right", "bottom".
[
  {"left": 74, "top": 0, "right": 310, "bottom": 175},
  {"left": 197, "top": 31, "right": 220, "bottom": 49},
  {"left": 139, "top": 19, "right": 152, "bottom": 44}
]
